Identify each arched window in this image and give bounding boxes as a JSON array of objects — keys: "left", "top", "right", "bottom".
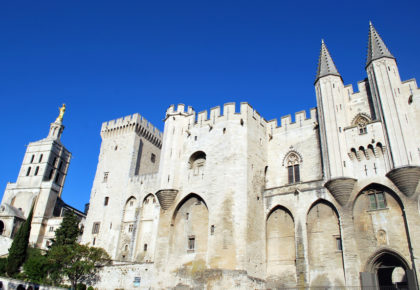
[
  {"left": 34, "top": 166, "right": 39, "bottom": 176},
  {"left": 284, "top": 151, "right": 301, "bottom": 184},
  {"left": 26, "top": 167, "right": 31, "bottom": 176},
  {"left": 352, "top": 114, "right": 371, "bottom": 135},
  {"left": 189, "top": 151, "right": 206, "bottom": 176},
  {"left": 39, "top": 154, "right": 43, "bottom": 163},
  {"left": 30, "top": 155, "right": 35, "bottom": 163}
]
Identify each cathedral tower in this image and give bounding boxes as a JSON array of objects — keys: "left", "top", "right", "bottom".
[{"left": 1, "top": 104, "right": 72, "bottom": 247}]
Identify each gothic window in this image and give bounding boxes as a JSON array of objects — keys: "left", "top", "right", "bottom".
[
  {"left": 189, "top": 151, "right": 206, "bottom": 176},
  {"left": 26, "top": 167, "right": 31, "bottom": 176},
  {"left": 39, "top": 154, "right": 43, "bottom": 163},
  {"left": 30, "top": 155, "right": 35, "bottom": 163},
  {"left": 104, "top": 196, "right": 109, "bottom": 206},
  {"left": 49, "top": 226, "right": 54, "bottom": 232},
  {"left": 92, "top": 222, "right": 100, "bottom": 234},
  {"left": 34, "top": 166, "right": 39, "bottom": 176},
  {"left": 128, "top": 224, "right": 134, "bottom": 232},
  {"left": 103, "top": 172, "right": 109, "bottom": 183},
  {"left": 151, "top": 153, "right": 156, "bottom": 163},
  {"left": 284, "top": 152, "right": 301, "bottom": 184},
  {"left": 367, "top": 189, "right": 386, "bottom": 210},
  {"left": 144, "top": 243, "right": 148, "bottom": 251},
  {"left": 352, "top": 114, "right": 371, "bottom": 135}
]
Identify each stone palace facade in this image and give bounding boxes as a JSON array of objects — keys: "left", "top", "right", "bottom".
[{"left": 2, "top": 23, "right": 420, "bottom": 289}]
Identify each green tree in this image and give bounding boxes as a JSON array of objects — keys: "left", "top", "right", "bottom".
[
  {"left": 22, "top": 247, "right": 49, "bottom": 284},
  {"left": 0, "top": 257, "right": 7, "bottom": 275},
  {"left": 6, "top": 206, "right": 34, "bottom": 277},
  {"left": 51, "top": 210, "right": 80, "bottom": 247},
  {"left": 48, "top": 243, "right": 110, "bottom": 289}
]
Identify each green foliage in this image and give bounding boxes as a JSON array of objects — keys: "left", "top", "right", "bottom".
[
  {"left": 6, "top": 206, "right": 33, "bottom": 277},
  {"left": 22, "top": 247, "right": 49, "bottom": 284},
  {"left": 51, "top": 211, "right": 80, "bottom": 247},
  {"left": 0, "top": 257, "right": 7, "bottom": 275},
  {"left": 87, "top": 286, "right": 94, "bottom": 290},
  {"left": 48, "top": 243, "right": 110, "bottom": 289},
  {"left": 76, "top": 283, "right": 87, "bottom": 290}
]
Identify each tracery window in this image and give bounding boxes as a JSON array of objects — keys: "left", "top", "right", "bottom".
[
  {"left": 285, "top": 152, "right": 301, "bottom": 184},
  {"left": 352, "top": 114, "right": 371, "bottom": 135}
]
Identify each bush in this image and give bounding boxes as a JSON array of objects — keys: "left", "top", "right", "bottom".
[
  {"left": 0, "top": 257, "right": 7, "bottom": 275},
  {"left": 23, "top": 248, "right": 49, "bottom": 284}
]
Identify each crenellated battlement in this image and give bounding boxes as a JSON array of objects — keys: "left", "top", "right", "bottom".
[
  {"left": 166, "top": 102, "right": 317, "bottom": 136},
  {"left": 267, "top": 108, "right": 317, "bottom": 134},
  {"left": 101, "top": 113, "right": 163, "bottom": 148}
]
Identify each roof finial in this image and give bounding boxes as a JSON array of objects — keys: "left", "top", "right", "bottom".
[
  {"left": 366, "top": 22, "right": 394, "bottom": 66},
  {"left": 55, "top": 104, "right": 66, "bottom": 123},
  {"left": 315, "top": 39, "right": 341, "bottom": 83}
]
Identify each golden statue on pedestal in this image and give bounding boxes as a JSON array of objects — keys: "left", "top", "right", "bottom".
[{"left": 56, "top": 104, "right": 66, "bottom": 123}]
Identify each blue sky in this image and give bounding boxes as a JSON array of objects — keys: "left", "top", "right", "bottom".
[{"left": 1, "top": 1, "right": 419, "bottom": 211}]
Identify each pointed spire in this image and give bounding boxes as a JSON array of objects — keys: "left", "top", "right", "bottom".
[
  {"left": 315, "top": 39, "right": 341, "bottom": 83},
  {"left": 366, "top": 21, "right": 394, "bottom": 66}
]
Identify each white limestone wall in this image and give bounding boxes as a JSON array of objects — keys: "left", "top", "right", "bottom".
[{"left": 0, "top": 236, "right": 12, "bottom": 257}]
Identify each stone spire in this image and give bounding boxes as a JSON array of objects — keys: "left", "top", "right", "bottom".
[
  {"left": 366, "top": 21, "right": 394, "bottom": 66},
  {"left": 315, "top": 40, "right": 341, "bottom": 83}
]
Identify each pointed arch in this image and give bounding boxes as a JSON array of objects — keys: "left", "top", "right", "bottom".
[
  {"left": 171, "top": 193, "right": 208, "bottom": 224},
  {"left": 170, "top": 193, "right": 209, "bottom": 265},
  {"left": 307, "top": 199, "right": 345, "bottom": 287},
  {"left": 266, "top": 205, "right": 296, "bottom": 285}
]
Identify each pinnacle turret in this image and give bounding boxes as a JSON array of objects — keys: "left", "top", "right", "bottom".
[
  {"left": 315, "top": 40, "right": 341, "bottom": 83},
  {"left": 366, "top": 22, "right": 394, "bottom": 66}
]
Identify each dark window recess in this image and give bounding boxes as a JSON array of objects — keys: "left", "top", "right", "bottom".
[
  {"left": 151, "top": 153, "right": 156, "bottom": 163},
  {"left": 104, "top": 197, "right": 109, "bottom": 206},
  {"left": 211, "top": 225, "right": 215, "bottom": 235},
  {"left": 48, "top": 169, "right": 54, "bottom": 180},
  {"left": 144, "top": 244, "right": 148, "bottom": 251},
  {"left": 58, "top": 161, "right": 63, "bottom": 171},
  {"left": 34, "top": 166, "right": 39, "bottom": 176},
  {"left": 188, "top": 236, "right": 195, "bottom": 251},
  {"left": 54, "top": 173, "right": 60, "bottom": 184},
  {"left": 39, "top": 154, "right": 43, "bottom": 163},
  {"left": 288, "top": 164, "right": 300, "bottom": 184},
  {"left": 336, "top": 237, "right": 342, "bottom": 251},
  {"left": 26, "top": 167, "right": 31, "bottom": 176},
  {"left": 30, "top": 155, "right": 35, "bottom": 163}
]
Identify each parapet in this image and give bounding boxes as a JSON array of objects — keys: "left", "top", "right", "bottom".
[
  {"left": 101, "top": 113, "right": 163, "bottom": 148},
  {"left": 267, "top": 108, "right": 317, "bottom": 134}
]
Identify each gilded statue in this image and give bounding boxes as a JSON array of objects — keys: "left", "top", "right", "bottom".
[{"left": 56, "top": 103, "right": 66, "bottom": 122}]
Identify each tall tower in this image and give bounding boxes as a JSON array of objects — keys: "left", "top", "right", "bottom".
[
  {"left": 1, "top": 104, "right": 72, "bottom": 247},
  {"left": 314, "top": 40, "right": 348, "bottom": 179},
  {"left": 365, "top": 22, "right": 413, "bottom": 168}
]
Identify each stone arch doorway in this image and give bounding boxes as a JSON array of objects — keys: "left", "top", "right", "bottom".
[{"left": 361, "top": 250, "right": 417, "bottom": 290}]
